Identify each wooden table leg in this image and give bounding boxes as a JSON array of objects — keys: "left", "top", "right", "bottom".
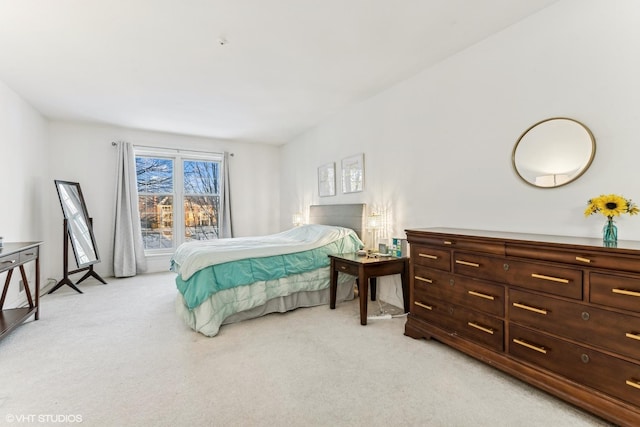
[
  {"left": 359, "top": 267, "right": 368, "bottom": 325},
  {"left": 329, "top": 258, "right": 337, "bottom": 309},
  {"left": 19, "top": 265, "right": 34, "bottom": 309},
  {"left": 0, "top": 269, "right": 14, "bottom": 310},
  {"left": 370, "top": 277, "right": 377, "bottom": 301},
  {"left": 35, "top": 255, "right": 40, "bottom": 320},
  {"left": 401, "top": 260, "right": 410, "bottom": 313}
]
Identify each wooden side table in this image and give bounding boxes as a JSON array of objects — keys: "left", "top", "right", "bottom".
[{"left": 329, "top": 253, "right": 409, "bottom": 325}]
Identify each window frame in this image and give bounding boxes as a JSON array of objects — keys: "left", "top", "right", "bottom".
[{"left": 134, "top": 147, "right": 223, "bottom": 256}]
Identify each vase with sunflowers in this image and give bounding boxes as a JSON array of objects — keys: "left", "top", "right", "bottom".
[{"left": 585, "top": 194, "right": 639, "bottom": 246}]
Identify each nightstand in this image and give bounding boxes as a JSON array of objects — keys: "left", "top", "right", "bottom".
[{"left": 328, "top": 253, "right": 409, "bottom": 325}]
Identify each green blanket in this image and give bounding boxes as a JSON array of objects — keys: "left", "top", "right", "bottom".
[{"left": 176, "top": 233, "right": 362, "bottom": 309}]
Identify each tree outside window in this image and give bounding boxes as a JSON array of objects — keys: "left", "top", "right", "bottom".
[
  {"left": 135, "top": 153, "right": 221, "bottom": 251},
  {"left": 183, "top": 160, "right": 220, "bottom": 241}
]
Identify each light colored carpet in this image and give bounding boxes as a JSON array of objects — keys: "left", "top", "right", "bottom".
[{"left": 0, "top": 272, "right": 612, "bottom": 427}]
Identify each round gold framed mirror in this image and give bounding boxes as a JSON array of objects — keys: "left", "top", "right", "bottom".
[{"left": 512, "top": 117, "right": 596, "bottom": 188}]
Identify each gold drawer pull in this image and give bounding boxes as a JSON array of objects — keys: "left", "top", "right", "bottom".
[
  {"left": 340, "top": 266, "right": 348, "bottom": 270},
  {"left": 613, "top": 288, "right": 640, "bottom": 297},
  {"left": 419, "top": 253, "right": 438, "bottom": 260},
  {"left": 414, "top": 276, "right": 433, "bottom": 284},
  {"left": 456, "top": 260, "right": 480, "bottom": 268},
  {"left": 512, "top": 302, "right": 548, "bottom": 315},
  {"left": 626, "top": 332, "right": 640, "bottom": 341},
  {"left": 575, "top": 256, "right": 591, "bottom": 263},
  {"left": 531, "top": 273, "right": 569, "bottom": 284},
  {"left": 443, "top": 240, "right": 453, "bottom": 245},
  {"left": 626, "top": 379, "right": 640, "bottom": 390},
  {"left": 467, "top": 322, "right": 494, "bottom": 335},
  {"left": 468, "top": 290, "right": 495, "bottom": 301},
  {"left": 513, "top": 338, "right": 547, "bottom": 354},
  {"left": 414, "top": 301, "right": 433, "bottom": 310}
]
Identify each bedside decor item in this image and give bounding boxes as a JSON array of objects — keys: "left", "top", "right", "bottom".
[
  {"left": 367, "top": 211, "right": 383, "bottom": 250},
  {"left": 585, "top": 194, "right": 639, "bottom": 245},
  {"left": 292, "top": 212, "right": 304, "bottom": 227},
  {"left": 391, "top": 237, "right": 407, "bottom": 257}
]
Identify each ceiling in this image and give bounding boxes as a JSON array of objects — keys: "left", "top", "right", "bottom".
[{"left": 0, "top": 0, "right": 558, "bottom": 145}]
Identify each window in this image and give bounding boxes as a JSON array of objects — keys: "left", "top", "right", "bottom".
[{"left": 135, "top": 149, "right": 222, "bottom": 253}]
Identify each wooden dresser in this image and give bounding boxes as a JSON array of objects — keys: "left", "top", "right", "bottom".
[{"left": 405, "top": 228, "right": 640, "bottom": 426}]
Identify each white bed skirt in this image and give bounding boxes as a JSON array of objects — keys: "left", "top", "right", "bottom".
[{"left": 176, "top": 269, "right": 355, "bottom": 337}]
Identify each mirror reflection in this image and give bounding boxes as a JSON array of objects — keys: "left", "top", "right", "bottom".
[
  {"left": 512, "top": 117, "right": 596, "bottom": 188},
  {"left": 55, "top": 180, "right": 100, "bottom": 267}
]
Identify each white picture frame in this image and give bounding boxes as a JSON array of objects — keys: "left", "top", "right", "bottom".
[
  {"left": 318, "top": 162, "right": 336, "bottom": 197},
  {"left": 341, "top": 153, "right": 364, "bottom": 193}
]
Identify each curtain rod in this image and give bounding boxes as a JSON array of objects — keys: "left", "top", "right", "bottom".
[{"left": 111, "top": 141, "right": 234, "bottom": 156}]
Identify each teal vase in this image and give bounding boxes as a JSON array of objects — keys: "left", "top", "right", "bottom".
[{"left": 603, "top": 217, "right": 618, "bottom": 247}]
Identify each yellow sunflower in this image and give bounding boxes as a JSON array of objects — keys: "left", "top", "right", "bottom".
[
  {"left": 598, "top": 194, "right": 628, "bottom": 217},
  {"left": 585, "top": 194, "right": 639, "bottom": 218},
  {"left": 584, "top": 200, "right": 599, "bottom": 217}
]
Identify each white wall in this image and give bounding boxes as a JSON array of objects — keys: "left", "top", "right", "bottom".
[
  {"left": 47, "top": 121, "right": 280, "bottom": 282},
  {"left": 0, "top": 80, "right": 49, "bottom": 306},
  {"left": 280, "top": 0, "right": 640, "bottom": 307}
]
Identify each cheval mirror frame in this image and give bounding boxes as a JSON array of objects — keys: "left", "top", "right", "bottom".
[{"left": 50, "top": 180, "right": 106, "bottom": 294}]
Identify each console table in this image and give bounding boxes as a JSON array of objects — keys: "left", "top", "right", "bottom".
[{"left": 0, "top": 242, "right": 41, "bottom": 340}]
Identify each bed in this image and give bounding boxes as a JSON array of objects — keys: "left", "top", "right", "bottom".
[{"left": 172, "top": 204, "right": 366, "bottom": 336}]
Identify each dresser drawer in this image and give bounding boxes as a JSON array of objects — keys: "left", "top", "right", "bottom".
[
  {"left": 334, "top": 262, "right": 359, "bottom": 276},
  {"left": 505, "top": 259, "right": 583, "bottom": 299},
  {"left": 0, "top": 252, "right": 20, "bottom": 273},
  {"left": 509, "top": 289, "right": 640, "bottom": 359},
  {"left": 413, "top": 266, "right": 504, "bottom": 316},
  {"left": 412, "top": 265, "right": 451, "bottom": 293},
  {"left": 19, "top": 247, "right": 38, "bottom": 263},
  {"left": 590, "top": 272, "right": 640, "bottom": 313},
  {"left": 412, "top": 290, "right": 504, "bottom": 351},
  {"left": 509, "top": 324, "right": 640, "bottom": 407},
  {"left": 453, "top": 251, "right": 507, "bottom": 283},
  {"left": 460, "top": 308, "right": 504, "bottom": 351},
  {"left": 409, "top": 235, "right": 456, "bottom": 248},
  {"left": 412, "top": 290, "right": 457, "bottom": 331},
  {"left": 411, "top": 245, "right": 450, "bottom": 271},
  {"left": 507, "top": 243, "right": 640, "bottom": 274},
  {"left": 408, "top": 234, "right": 504, "bottom": 255},
  {"left": 439, "top": 237, "right": 504, "bottom": 255}
]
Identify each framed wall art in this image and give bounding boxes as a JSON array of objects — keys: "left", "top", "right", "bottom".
[
  {"left": 318, "top": 162, "right": 336, "bottom": 197},
  {"left": 341, "top": 153, "right": 364, "bottom": 193}
]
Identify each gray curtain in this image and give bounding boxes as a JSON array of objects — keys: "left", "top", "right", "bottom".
[
  {"left": 219, "top": 151, "right": 233, "bottom": 238},
  {"left": 113, "top": 141, "right": 147, "bottom": 277}
]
